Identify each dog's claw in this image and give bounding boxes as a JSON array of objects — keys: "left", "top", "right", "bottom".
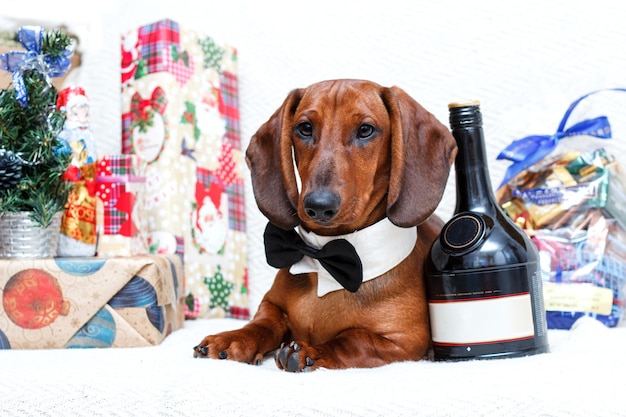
[
  {"left": 193, "top": 345, "right": 209, "bottom": 358},
  {"left": 306, "top": 357, "right": 314, "bottom": 367}
]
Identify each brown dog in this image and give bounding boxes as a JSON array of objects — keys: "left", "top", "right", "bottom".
[{"left": 193, "top": 79, "right": 457, "bottom": 371}]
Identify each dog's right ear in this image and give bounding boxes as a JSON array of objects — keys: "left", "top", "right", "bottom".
[{"left": 246, "top": 89, "right": 303, "bottom": 229}]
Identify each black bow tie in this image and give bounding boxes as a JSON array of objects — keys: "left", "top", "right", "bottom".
[{"left": 263, "top": 222, "right": 363, "bottom": 293}]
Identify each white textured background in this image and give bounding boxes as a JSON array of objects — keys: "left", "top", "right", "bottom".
[{"left": 3, "top": 0, "right": 626, "bottom": 315}]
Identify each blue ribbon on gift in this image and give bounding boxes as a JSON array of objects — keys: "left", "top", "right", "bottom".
[
  {"left": 497, "top": 88, "right": 626, "bottom": 188},
  {"left": 0, "top": 25, "right": 73, "bottom": 107}
]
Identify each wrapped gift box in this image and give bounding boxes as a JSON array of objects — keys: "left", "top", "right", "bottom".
[
  {"left": 121, "top": 19, "right": 249, "bottom": 319},
  {"left": 0, "top": 255, "right": 184, "bottom": 349},
  {"left": 96, "top": 155, "right": 148, "bottom": 257}
]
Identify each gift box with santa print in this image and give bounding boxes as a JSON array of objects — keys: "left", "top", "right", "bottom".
[{"left": 121, "top": 19, "right": 248, "bottom": 319}]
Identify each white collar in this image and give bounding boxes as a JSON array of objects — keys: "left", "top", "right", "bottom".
[{"left": 289, "top": 218, "right": 417, "bottom": 297}]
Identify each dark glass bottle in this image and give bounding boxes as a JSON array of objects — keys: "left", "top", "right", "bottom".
[{"left": 425, "top": 100, "right": 549, "bottom": 361}]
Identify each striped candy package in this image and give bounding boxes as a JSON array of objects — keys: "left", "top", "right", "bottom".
[{"left": 121, "top": 19, "right": 249, "bottom": 319}]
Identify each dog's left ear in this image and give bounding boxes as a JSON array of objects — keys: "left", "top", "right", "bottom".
[{"left": 382, "top": 86, "right": 458, "bottom": 227}]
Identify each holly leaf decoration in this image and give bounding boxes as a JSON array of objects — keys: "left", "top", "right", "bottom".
[
  {"left": 135, "top": 59, "right": 147, "bottom": 80},
  {"left": 185, "top": 292, "right": 196, "bottom": 311},
  {"left": 180, "top": 101, "right": 201, "bottom": 141},
  {"left": 171, "top": 46, "right": 191, "bottom": 67}
]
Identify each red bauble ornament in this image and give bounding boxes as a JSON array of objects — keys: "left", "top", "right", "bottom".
[{"left": 2, "top": 269, "right": 70, "bottom": 329}]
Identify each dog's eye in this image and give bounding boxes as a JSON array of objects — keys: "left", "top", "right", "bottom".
[
  {"left": 295, "top": 122, "right": 313, "bottom": 139},
  {"left": 357, "top": 124, "right": 375, "bottom": 140}
]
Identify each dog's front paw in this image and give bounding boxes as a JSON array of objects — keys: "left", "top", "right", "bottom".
[
  {"left": 274, "top": 341, "right": 320, "bottom": 372},
  {"left": 193, "top": 331, "right": 265, "bottom": 366}
]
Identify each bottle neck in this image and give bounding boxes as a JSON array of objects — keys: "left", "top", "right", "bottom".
[{"left": 452, "top": 124, "right": 498, "bottom": 214}]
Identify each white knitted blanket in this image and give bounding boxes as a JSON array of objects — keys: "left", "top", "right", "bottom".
[{"left": 1, "top": 316, "right": 624, "bottom": 417}]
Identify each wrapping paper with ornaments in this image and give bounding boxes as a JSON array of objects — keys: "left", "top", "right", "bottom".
[
  {"left": 0, "top": 255, "right": 184, "bottom": 349},
  {"left": 96, "top": 155, "right": 147, "bottom": 257},
  {"left": 121, "top": 19, "right": 248, "bottom": 319},
  {"left": 497, "top": 88, "right": 626, "bottom": 329}
]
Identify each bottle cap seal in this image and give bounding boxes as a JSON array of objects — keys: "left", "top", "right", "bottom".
[{"left": 448, "top": 100, "right": 480, "bottom": 109}]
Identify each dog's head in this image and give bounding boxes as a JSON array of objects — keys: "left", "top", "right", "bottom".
[{"left": 246, "top": 79, "right": 457, "bottom": 234}]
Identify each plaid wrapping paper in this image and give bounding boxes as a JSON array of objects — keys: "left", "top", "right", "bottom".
[
  {"left": 0, "top": 255, "right": 184, "bottom": 349},
  {"left": 121, "top": 19, "right": 248, "bottom": 320},
  {"left": 220, "top": 71, "right": 241, "bottom": 149},
  {"left": 96, "top": 155, "right": 148, "bottom": 257},
  {"left": 137, "top": 19, "right": 180, "bottom": 76}
]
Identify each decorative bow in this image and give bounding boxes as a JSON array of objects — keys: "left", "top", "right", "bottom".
[
  {"left": 130, "top": 87, "right": 168, "bottom": 131},
  {"left": 263, "top": 222, "right": 363, "bottom": 293},
  {"left": 0, "top": 26, "right": 73, "bottom": 107},
  {"left": 497, "top": 88, "right": 626, "bottom": 188},
  {"left": 115, "top": 191, "right": 138, "bottom": 237}
]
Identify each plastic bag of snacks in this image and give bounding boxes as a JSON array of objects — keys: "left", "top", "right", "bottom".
[{"left": 496, "top": 89, "right": 626, "bottom": 329}]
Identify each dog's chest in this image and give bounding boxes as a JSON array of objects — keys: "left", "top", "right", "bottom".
[{"left": 285, "top": 285, "right": 354, "bottom": 343}]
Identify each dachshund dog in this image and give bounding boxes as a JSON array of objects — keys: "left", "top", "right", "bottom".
[{"left": 194, "top": 79, "right": 457, "bottom": 371}]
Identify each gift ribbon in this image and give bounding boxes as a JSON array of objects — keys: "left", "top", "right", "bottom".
[
  {"left": 0, "top": 26, "right": 73, "bottom": 107},
  {"left": 497, "top": 88, "right": 626, "bottom": 188},
  {"left": 95, "top": 175, "right": 142, "bottom": 238},
  {"left": 116, "top": 191, "right": 138, "bottom": 237},
  {"left": 96, "top": 175, "right": 146, "bottom": 184}
]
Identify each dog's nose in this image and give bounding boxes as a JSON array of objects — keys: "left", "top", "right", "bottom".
[{"left": 303, "top": 190, "right": 340, "bottom": 221}]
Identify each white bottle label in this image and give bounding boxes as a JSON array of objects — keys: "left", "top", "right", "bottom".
[{"left": 429, "top": 293, "right": 535, "bottom": 345}]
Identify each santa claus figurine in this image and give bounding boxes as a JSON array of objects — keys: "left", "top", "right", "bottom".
[{"left": 56, "top": 86, "right": 98, "bottom": 257}]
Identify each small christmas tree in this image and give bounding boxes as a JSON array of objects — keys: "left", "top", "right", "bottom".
[{"left": 0, "top": 26, "right": 74, "bottom": 227}]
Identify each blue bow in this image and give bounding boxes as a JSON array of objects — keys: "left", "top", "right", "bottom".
[
  {"left": 497, "top": 88, "right": 626, "bottom": 188},
  {"left": 0, "top": 26, "right": 73, "bottom": 106}
]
